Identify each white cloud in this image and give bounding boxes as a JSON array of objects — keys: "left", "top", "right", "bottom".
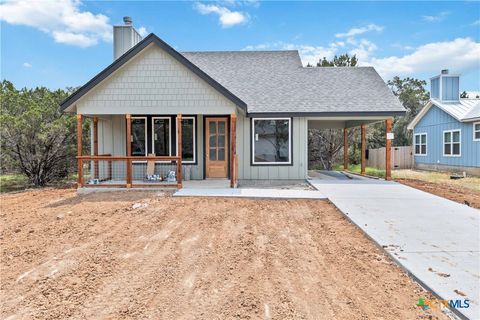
[
  {"left": 422, "top": 11, "right": 449, "bottom": 22},
  {"left": 348, "top": 38, "right": 377, "bottom": 61},
  {"left": 23, "top": 62, "right": 32, "bottom": 68},
  {"left": 137, "top": 26, "right": 148, "bottom": 37},
  {"left": 0, "top": 0, "right": 112, "bottom": 47},
  {"left": 366, "top": 38, "right": 480, "bottom": 80},
  {"left": 472, "top": 19, "right": 480, "bottom": 26},
  {"left": 195, "top": 2, "right": 249, "bottom": 28},
  {"left": 335, "top": 24, "right": 383, "bottom": 38}
]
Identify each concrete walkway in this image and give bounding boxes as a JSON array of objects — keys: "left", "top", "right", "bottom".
[
  {"left": 174, "top": 187, "right": 326, "bottom": 199},
  {"left": 310, "top": 178, "right": 480, "bottom": 320}
]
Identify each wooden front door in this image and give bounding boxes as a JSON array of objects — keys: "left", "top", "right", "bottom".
[{"left": 205, "top": 117, "right": 229, "bottom": 178}]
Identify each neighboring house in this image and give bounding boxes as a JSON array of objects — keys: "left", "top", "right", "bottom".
[
  {"left": 61, "top": 18, "right": 404, "bottom": 188},
  {"left": 408, "top": 70, "right": 480, "bottom": 176}
]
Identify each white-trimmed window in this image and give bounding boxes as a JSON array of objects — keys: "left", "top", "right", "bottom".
[
  {"left": 252, "top": 118, "right": 292, "bottom": 165},
  {"left": 180, "top": 116, "right": 196, "bottom": 163},
  {"left": 414, "top": 133, "right": 427, "bottom": 156},
  {"left": 152, "top": 117, "right": 171, "bottom": 156},
  {"left": 473, "top": 122, "right": 480, "bottom": 141},
  {"left": 443, "top": 129, "right": 461, "bottom": 157},
  {"left": 131, "top": 117, "right": 147, "bottom": 156}
]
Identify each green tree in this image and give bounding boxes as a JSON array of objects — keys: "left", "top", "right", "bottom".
[
  {"left": 0, "top": 81, "right": 77, "bottom": 186},
  {"left": 460, "top": 91, "right": 468, "bottom": 98},
  {"left": 317, "top": 54, "right": 358, "bottom": 67}
]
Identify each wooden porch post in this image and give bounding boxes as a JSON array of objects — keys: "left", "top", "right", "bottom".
[
  {"left": 126, "top": 114, "right": 132, "bottom": 188},
  {"left": 93, "top": 116, "right": 99, "bottom": 178},
  {"left": 385, "top": 118, "right": 393, "bottom": 181},
  {"left": 230, "top": 113, "right": 237, "bottom": 188},
  {"left": 176, "top": 114, "right": 183, "bottom": 188},
  {"left": 361, "top": 124, "right": 366, "bottom": 175},
  {"left": 76, "top": 114, "right": 83, "bottom": 188},
  {"left": 343, "top": 128, "right": 348, "bottom": 170}
]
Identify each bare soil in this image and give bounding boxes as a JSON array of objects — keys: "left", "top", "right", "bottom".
[
  {"left": 397, "top": 178, "right": 480, "bottom": 209},
  {"left": 1, "top": 188, "right": 447, "bottom": 319}
]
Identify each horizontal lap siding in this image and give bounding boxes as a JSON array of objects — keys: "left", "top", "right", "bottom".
[
  {"left": 413, "top": 105, "right": 479, "bottom": 168},
  {"left": 237, "top": 115, "right": 307, "bottom": 180}
]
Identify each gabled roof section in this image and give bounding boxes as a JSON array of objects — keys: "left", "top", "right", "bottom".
[
  {"left": 408, "top": 98, "right": 480, "bottom": 130},
  {"left": 60, "top": 33, "right": 247, "bottom": 111}
]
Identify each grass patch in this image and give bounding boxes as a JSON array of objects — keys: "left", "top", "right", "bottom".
[
  {"left": 333, "top": 164, "right": 386, "bottom": 178},
  {"left": 0, "top": 174, "right": 28, "bottom": 193},
  {"left": 393, "top": 169, "right": 480, "bottom": 192}
]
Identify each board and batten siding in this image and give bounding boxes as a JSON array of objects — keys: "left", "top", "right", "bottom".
[
  {"left": 75, "top": 43, "right": 237, "bottom": 116},
  {"left": 413, "top": 105, "right": 479, "bottom": 168},
  {"left": 236, "top": 115, "right": 308, "bottom": 180}
]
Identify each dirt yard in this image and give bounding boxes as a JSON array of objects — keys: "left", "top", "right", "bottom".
[
  {"left": 396, "top": 178, "right": 480, "bottom": 209},
  {"left": 1, "top": 189, "right": 448, "bottom": 319}
]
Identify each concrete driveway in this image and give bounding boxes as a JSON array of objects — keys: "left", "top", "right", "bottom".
[{"left": 310, "top": 176, "right": 480, "bottom": 320}]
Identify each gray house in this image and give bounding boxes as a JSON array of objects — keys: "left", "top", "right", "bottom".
[{"left": 62, "top": 18, "right": 404, "bottom": 189}]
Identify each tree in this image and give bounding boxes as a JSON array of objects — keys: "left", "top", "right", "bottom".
[
  {"left": 317, "top": 54, "right": 358, "bottom": 67},
  {"left": 460, "top": 91, "right": 468, "bottom": 98},
  {"left": 0, "top": 81, "right": 76, "bottom": 186}
]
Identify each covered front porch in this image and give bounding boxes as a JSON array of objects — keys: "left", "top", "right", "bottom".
[{"left": 76, "top": 113, "right": 238, "bottom": 189}]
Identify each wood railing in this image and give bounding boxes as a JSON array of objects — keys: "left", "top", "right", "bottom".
[{"left": 77, "top": 155, "right": 182, "bottom": 188}]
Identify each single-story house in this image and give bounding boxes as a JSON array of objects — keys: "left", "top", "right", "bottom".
[
  {"left": 61, "top": 17, "right": 405, "bottom": 188},
  {"left": 408, "top": 70, "right": 480, "bottom": 176}
]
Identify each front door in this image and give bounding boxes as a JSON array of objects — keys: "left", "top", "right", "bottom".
[{"left": 205, "top": 117, "right": 229, "bottom": 178}]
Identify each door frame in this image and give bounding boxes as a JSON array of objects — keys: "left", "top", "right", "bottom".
[{"left": 203, "top": 115, "right": 230, "bottom": 179}]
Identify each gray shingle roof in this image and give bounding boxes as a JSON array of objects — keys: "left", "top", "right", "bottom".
[{"left": 182, "top": 50, "right": 405, "bottom": 115}]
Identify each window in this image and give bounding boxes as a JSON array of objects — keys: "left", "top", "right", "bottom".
[
  {"left": 131, "top": 117, "right": 147, "bottom": 156},
  {"left": 414, "top": 133, "right": 427, "bottom": 155},
  {"left": 443, "top": 129, "right": 461, "bottom": 156},
  {"left": 252, "top": 118, "right": 291, "bottom": 165},
  {"left": 474, "top": 122, "right": 480, "bottom": 141},
  {"left": 181, "top": 117, "right": 195, "bottom": 163},
  {"left": 152, "top": 117, "right": 171, "bottom": 156}
]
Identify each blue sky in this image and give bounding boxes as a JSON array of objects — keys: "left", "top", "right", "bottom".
[{"left": 1, "top": 1, "right": 479, "bottom": 92}]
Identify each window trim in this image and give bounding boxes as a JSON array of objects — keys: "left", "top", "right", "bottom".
[
  {"left": 251, "top": 117, "right": 292, "bottom": 166},
  {"left": 413, "top": 132, "right": 427, "bottom": 156},
  {"left": 131, "top": 116, "right": 148, "bottom": 158},
  {"left": 473, "top": 122, "right": 480, "bottom": 142},
  {"left": 176, "top": 116, "right": 196, "bottom": 164},
  {"left": 443, "top": 129, "right": 461, "bottom": 157},
  {"left": 151, "top": 117, "right": 172, "bottom": 157}
]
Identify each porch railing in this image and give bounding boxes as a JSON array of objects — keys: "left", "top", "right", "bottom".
[{"left": 77, "top": 155, "right": 182, "bottom": 188}]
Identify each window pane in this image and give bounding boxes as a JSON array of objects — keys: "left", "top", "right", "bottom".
[
  {"left": 415, "top": 135, "right": 420, "bottom": 144},
  {"left": 475, "top": 124, "right": 480, "bottom": 131},
  {"left": 218, "top": 121, "right": 225, "bottom": 134},
  {"left": 415, "top": 145, "right": 420, "bottom": 154},
  {"left": 153, "top": 118, "right": 170, "bottom": 156},
  {"left": 453, "top": 143, "right": 460, "bottom": 155},
  {"left": 182, "top": 118, "right": 194, "bottom": 162},
  {"left": 452, "top": 131, "right": 460, "bottom": 143},
  {"left": 209, "top": 122, "right": 216, "bottom": 134},
  {"left": 476, "top": 131, "right": 480, "bottom": 140},
  {"left": 421, "top": 145, "right": 426, "bottom": 155},
  {"left": 131, "top": 118, "right": 146, "bottom": 156},
  {"left": 444, "top": 144, "right": 451, "bottom": 155},
  {"left": 209, "top": 135, "right": 217, "bottom": 147},
  {"left": 218, "top": 148, "right": 225, "bottom": 161},
  {"left": 421, "top": 134, "right": 426, "bottom": 144},
  {"left": 209, "top": 148, "right": 216, "bottom": 161},
  {"left": 444, "top": 132, "right": 451, "bottom": 143},
  {"left": 253, "top": 119, "right": 290, "bottom": 163},
  {"left": 218, "top": 135, "right": 225, "bottom": 147}
]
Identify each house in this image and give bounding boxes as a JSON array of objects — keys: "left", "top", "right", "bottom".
[
  {"left": 61, "top": 17, "right": 405, "bottom": 189},
  {"left": 408, "top": 70, "right": 480, "bottom": 176}
]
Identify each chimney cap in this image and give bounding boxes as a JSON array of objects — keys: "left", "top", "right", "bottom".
[
  {"left": 123, "top": 16, "right": 132, "bottom": 25},
  {"left": 441, "top": 69, "right": 449, "bottom": 75}
]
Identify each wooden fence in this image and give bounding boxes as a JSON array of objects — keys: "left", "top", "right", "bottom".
[{"left": 367, "top": 146, "right": 413, "bottom": 170}]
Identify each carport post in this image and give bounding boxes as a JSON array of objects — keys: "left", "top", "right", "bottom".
[
  {"left": 385, "top": 118, "right": 392, "bottom": 181},
  {"left": 77, "top": 114, "right": 83, "bottom": 188},
  {"left": 343, "top": 128, "right": 348, "bottom": 170},
  {"left": 360, "top": 124, "right": 366, "bottom": 175},
  {"left": 126, "top": 114, "right": 132, "bottom": 188},
  {"left": 93, "top": 116, "right": 98, "bottom": 179}
]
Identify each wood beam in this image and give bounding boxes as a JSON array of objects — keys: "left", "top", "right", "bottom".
[
  {"left": 126, "top": 114, "right": 132, "bottom": 188},
  {"left": 177, "top": 114, "right": 183, "bottom": 188},
  {"left": 230, "top": 113, "right": 237, "bottom": 188},
  {"left": 361, "top": 124, "right": 366, "bottom": 175},
  {"left": 385, "top": 118, "right": 393, "bottom": 181},
  {"left": 76, "top": 114, "right": 83, "bottom": 188},
  {"left": 343, "top": 128, "right": 348, "bottom": 170},
  {"left": 93, "top": 116, "right": 99, "bottom": 179}
]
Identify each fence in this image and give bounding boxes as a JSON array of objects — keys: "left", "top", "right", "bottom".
[{"left": 367, "top": 146, "right": 413, "bottom": 170}]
